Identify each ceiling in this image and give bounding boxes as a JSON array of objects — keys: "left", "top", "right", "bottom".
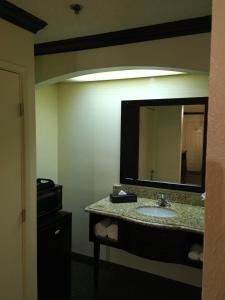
[{"left": 9, "top": 0, "right": 211, "bottom": 44}]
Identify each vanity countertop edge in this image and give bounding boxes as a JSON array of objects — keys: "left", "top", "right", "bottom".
[{"left": 85, "top": 197, "right": 204, "bottom": 234}]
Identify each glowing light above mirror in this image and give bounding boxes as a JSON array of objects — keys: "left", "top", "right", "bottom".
[{"left": 68, "top": 69, "right": 186, "bottom": 82}]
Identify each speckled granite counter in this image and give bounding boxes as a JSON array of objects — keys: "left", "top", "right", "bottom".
[{"left": 85, "top": 197, "right": 204, "bottom": 234}]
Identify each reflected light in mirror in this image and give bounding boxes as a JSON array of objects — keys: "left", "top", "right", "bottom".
[{"left": 68, "top": 69, "right": 186, "bottom": 82}]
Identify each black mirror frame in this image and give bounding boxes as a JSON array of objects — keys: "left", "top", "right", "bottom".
[{"left": 120, "top": 97, "right": 208, "bottom": 193}]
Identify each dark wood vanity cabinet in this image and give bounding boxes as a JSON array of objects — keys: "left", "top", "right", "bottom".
[
  {"left": 37, "top": 211, "right": 72, "bottom": 300},
  {"left": 89, "top": 213, "right": 203, "bottom": 282},
  {"left": 126, "top": 223, "right": 186, "bottom": 263}
]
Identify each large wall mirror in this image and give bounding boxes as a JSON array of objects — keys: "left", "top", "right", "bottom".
[{"left": 120, "top": 97, "right": 208, "bottom": 192}]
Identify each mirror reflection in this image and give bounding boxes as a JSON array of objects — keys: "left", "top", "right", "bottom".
[{"left": 138, "top": 104, "right": 205, "bottom": 186}]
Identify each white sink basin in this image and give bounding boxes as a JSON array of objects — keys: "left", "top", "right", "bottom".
[{"left": 136, "top": 206, "right": 177, "bottom": 218}]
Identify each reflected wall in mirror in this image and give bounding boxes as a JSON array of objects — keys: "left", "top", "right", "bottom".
[
  {"left": 120, "top": 98, "right": 208, "bottom": 192},
  {"left": 139, "top": 104, "right": 205, "bottom": 185}
]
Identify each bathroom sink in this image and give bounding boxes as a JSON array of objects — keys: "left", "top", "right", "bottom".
[{"left": 136, "top": 206, "right": 177, "bottom": 218}]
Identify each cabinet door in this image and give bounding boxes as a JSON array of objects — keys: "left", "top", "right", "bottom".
[
  {"left": 0, "top": 69, "right": 23, "bottom": 300},
  {"left": 38, "top": 215, "right": 72, "bottom": 300},
  {"left": 127, "top": 223, "right": 185, "bottom": 263}
]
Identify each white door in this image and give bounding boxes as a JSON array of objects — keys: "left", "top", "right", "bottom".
[{"left": 0, "top": 68, "right": 24, "bottom": 300}]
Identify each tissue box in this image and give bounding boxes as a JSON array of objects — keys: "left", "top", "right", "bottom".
[{"left": 110, "top": 193, "right": 137, "bottom": 203}]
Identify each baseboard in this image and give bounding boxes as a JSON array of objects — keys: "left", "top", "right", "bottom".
[
  {"left": 72, "top": 252, "right": 94, "bottom": 265},
  {"left": 72, "top": 252, "right": 112, "bottom": 269},
  {"left": 72, "top": 252, "right": 129, "bottom": 271}
]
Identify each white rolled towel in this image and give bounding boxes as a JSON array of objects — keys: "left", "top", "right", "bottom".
[
  {"left": 199, "top": 252, "right": 203, "bottom": 262},
  {"left": 188, "top": 244, "right": 203, "bottom": 261},
  {"left": 188, "top": 250, "right": 200, "bottom": 261},
  {"left": 95, "top": 218, "right": 112, "bottom": 238},
  {"left": 107, "top": 223, "right": 119, "bottom": 241}
]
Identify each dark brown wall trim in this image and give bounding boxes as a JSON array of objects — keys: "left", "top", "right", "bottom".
[
  {"left": 0, "top": 0, "right": 47, "bottom": 34},
  {"left": 34, "top": 15, "right": 211, "bottom": 56}
]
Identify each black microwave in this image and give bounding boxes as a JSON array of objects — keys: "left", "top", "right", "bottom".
[{"left": 37, "top": 178, "right": 62, "bottom": 218}]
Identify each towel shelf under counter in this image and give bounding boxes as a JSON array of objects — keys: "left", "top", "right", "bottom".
[
  {"left": 89, "top": 214, "right": 127, "bottom": 249},
  {"left": 88, "top": 212, "right": 203, "bottom": 287}
]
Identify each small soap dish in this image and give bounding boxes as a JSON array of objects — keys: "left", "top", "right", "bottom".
[{"left": 110, "top": 192, "right": 137, "bottom": 203}]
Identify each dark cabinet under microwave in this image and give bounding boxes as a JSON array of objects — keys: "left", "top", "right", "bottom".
[{"left": 37, "top": 211, "right": 72, "bottom": 300}]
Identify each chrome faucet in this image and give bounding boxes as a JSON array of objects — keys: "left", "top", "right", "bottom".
[{"left": 157, "top": 192, "right": 170, "bottom": 207}]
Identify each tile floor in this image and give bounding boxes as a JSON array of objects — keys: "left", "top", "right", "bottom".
[{"left": 70, "top": 259, "right": 201, "bottom": 300}]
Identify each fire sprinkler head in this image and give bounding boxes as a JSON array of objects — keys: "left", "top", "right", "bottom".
[{"left": 70, "top": 4, "right": 83, "bottom": 14}]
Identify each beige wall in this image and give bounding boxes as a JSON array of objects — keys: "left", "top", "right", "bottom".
[
  {"left": 36, "top": 85, "right": 58, "bottom": 182},
  {"left": 35, "top": 33, "right": 210, "bottom": 85},
  {"left": 54, "top": 73, "right": 208, "bottom": 287},
  {"left": 203, "top": 0, "right": 225, "bottom": 299},
  {"left": 0, "top": 19, "right": 37, "bottom": 300}
]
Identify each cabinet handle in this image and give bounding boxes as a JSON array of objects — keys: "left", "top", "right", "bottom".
[{"left": 54, "top": 229, "right": 61, "bottom": 235}]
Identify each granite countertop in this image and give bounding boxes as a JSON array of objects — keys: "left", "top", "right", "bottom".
[{"left": 85, "top": 197, "right": 204, "bottom": 234}]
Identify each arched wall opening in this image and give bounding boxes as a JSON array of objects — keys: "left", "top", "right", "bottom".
[
  {"left": 35, "top": 32, "right": 210, "bottom": 86},
  {"left": 35, "top": 32, "right": 210, "bottom": 287}
]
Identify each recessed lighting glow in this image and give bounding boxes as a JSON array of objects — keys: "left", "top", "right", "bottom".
[{"left": 68, "top": 69, "right": 185, "bottom": 82}]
